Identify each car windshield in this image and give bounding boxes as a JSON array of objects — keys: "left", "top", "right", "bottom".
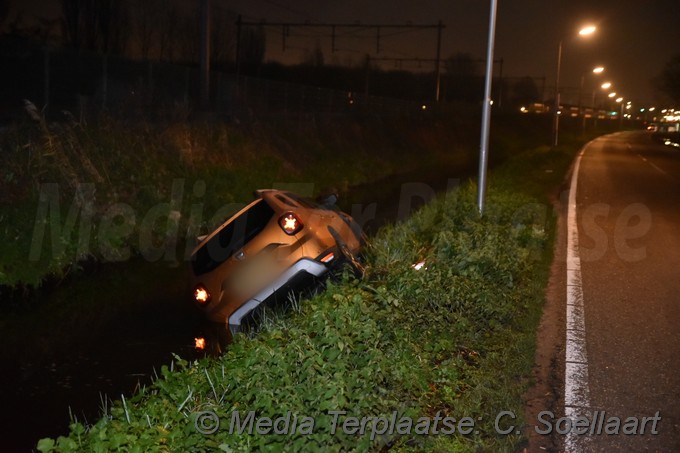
[{"left": 192, "top": 199, "right": 275, "bottom": 276}]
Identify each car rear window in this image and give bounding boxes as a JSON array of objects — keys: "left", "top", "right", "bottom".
[
  {"left": 192, "top": 199, "right": 275, "bottom": 276},
  {"left": 275, "top": 194, "right": 299, "bottom": 208},
  {"left": 285, "top": 192, "right": 322, "bottom": 209}
]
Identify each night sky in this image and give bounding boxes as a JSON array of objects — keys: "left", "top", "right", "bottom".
[
  {"left": 225, "top": 0, "right": 680, "bottom": 106},
  {"left": 7, "top": 0, "right": 680, "bottom": 106}
]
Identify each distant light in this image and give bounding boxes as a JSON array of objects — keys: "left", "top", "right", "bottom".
[
  {"left": 421, "top": 104, "right": 427, "bottom": 110},
  {"left": 640, "top": 108, "right": 645, "bottom": 112},
  {"left": 593, "top": 66, "right": 605, "bottom": 74},
  {"left": 616, "top": 97, "right": 624, "bottom": 103},
  {"left": 194, "top": 337, "right": 206, "bottom": 350},
  {"left": 579, "top": 25, "right": 597, "bottom": 36},
  {"left": 601, "top": 82, "right": 612, "bottom": 89},
  {"left": 520, "top": 106, "right": 528, "bottom": 113},
  {"left": 608, "top": 92, "right": 617, "bottom": 98},
  {"left": 649, "top": 107, "right": 656, "bottom": 112},
  {"left": 490, "top": 100, "right": 494, "bottom": 105},
  {"left": 412, "top": 260, "right": 427, "bottom": 271}
]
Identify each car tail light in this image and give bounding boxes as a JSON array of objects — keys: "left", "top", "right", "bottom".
[
  {"left": 320, "top": 252, "right": 335, "bottom": 263},
  {"left": 279, "top": 212, "right": 303, "bottom": 235},
  {"left": 193, "top": 285, "right": 211, "bottom": 305}
]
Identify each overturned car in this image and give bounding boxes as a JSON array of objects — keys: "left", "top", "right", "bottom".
[{"left": 189, "top": 190, "right": 364, "bottom": 333}]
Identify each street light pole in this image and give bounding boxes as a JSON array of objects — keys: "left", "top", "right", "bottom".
[
  {"left": 582, "top": 67, "right": 605, "bottom": 133},
  {"left": 477, "top": 0, "right": 498, "bottom": 215},
  {"left": 552, "top": 40, "right": 563, "bottom": 147},
  {"left": 615, "top": 97, "right": 624, "bottom": 130},
  {"left": 199, "top": 0, "right": 211, "bottom": 109},
  {"left": 552, "top": 25, "right": 596, "bottom": 148}
]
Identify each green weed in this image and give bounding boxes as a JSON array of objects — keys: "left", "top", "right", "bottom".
[{"left": 37, "top": 140, "right": 580, "bottom": 452}]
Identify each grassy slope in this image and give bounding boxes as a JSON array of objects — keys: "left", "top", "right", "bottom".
[
  {"left": 0, "top": 113, "right": 480, "bottom": 290},
  {"left": 36, "top": 135, "right": 584, "bottom": 452}
]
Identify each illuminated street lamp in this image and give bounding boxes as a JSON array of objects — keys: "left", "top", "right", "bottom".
[
  {"left": 616, "top": 97, "right": 624, "bottom": 129},
  {"left": 553, "top": 24, "right": 597, "bottom": 147},
  {"left": 580, "top": 67, "right": 605, "bottom": 107},
  {"left": 582, "top": 66, "right": 606, "bottom": 131},
  {"left": 601, "top": 82, "right": 612, "bottom": 89},
  {"left": 579, "top": 25, "right": 597, "bottom": 36},
  {"left": 608, "top": 92, "right": 617, "bottom": 98}
]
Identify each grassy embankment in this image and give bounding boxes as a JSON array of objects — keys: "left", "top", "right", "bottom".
[
  {"left": 0, "top": 109, "right": 520, "bottom": 360},
  {"left": 35, "top": 119, "right": 586, "bottom": 451},
  {"left": 0, "top": 110, "right": 484, "bottom": 291}
]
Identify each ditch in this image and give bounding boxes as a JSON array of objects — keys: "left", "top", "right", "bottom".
[{"left": 1, "top": 157, "right": 479, "bottom": 451}]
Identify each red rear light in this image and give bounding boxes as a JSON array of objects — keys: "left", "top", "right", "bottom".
[
  {"left": 320, "top": 252, "right": 335, "bottom": 263},
  {"left": 279, "top": 212, "right": 303, "bottom": 235},
  {"left": 193, "top": 285, "right": 211, "bottom": 305}
]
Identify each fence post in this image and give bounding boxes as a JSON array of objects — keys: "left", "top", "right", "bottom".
[
  {"left": 283, "top": 82, "right": 288, "bottom": 114},
  {"left": 215, "top": 72, "right": 221, "bottom": 109},
  {"left": 264, "top": 79, "right": 270, "bottom": 115},
  {"left": 101, "top": 54, "right": 108, "bottom": 110},
  {"left": 184, "top": 67, "right": 190, "bottom": 104},
  {"left": 147, "top": 60, "right": 154, "bottom": 104},
  {"left": 301, "top": 85, "right": 305, "bottom": 112},
  {"left": 43, "top": 46, "right": 50, "bottom": 112}
]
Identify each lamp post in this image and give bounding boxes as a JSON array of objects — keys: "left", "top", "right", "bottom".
[
  {"left": 581, "top": 66, "right": 605, "bottom": 133},
  {"left": 579, "top": 66, "right": 604, "bottom": 114},
  {"left": 616, "top": 97, "right": 624, "bottom": 129},
  {"left": 607, "top": 92, "right": 616, "bottom": 116},
  {"left": 553, "top": 25, "right": 597, "bottom": 147},
  {"left": 476, "top": 0, "right": 498, "bottom": 215}
]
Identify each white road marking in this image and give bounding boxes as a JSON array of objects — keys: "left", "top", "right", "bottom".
[
  {"left": 636, "top": 153, "right": 669, "bottom": 177},
  {"left": 565, "top": 146, "right": 591, "bottom": 452}
]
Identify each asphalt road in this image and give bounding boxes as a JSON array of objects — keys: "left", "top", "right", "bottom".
[{"left": 570, "top": 131, "right": 680, "bottom": 451}]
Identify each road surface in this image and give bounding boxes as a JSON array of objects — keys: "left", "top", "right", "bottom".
[{"left": 530, "top": 131, "right": 680, "bottom": 452}]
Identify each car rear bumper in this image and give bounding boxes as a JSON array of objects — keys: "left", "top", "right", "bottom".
[{"left": 227, "top": 258, "right": 328, "bottom": 333}]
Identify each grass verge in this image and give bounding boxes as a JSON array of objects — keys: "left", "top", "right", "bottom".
[{"left": 36, "top": 140, "right": 581, "bottom": 452}]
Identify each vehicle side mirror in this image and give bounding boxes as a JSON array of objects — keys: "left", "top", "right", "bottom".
[{"left": 316, "top": 193, "right": 338, "bottom": 207}]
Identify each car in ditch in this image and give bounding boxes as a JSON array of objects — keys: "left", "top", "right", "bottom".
[{"left": 189, "top": 189, "right": 364, "bottom": 334}]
